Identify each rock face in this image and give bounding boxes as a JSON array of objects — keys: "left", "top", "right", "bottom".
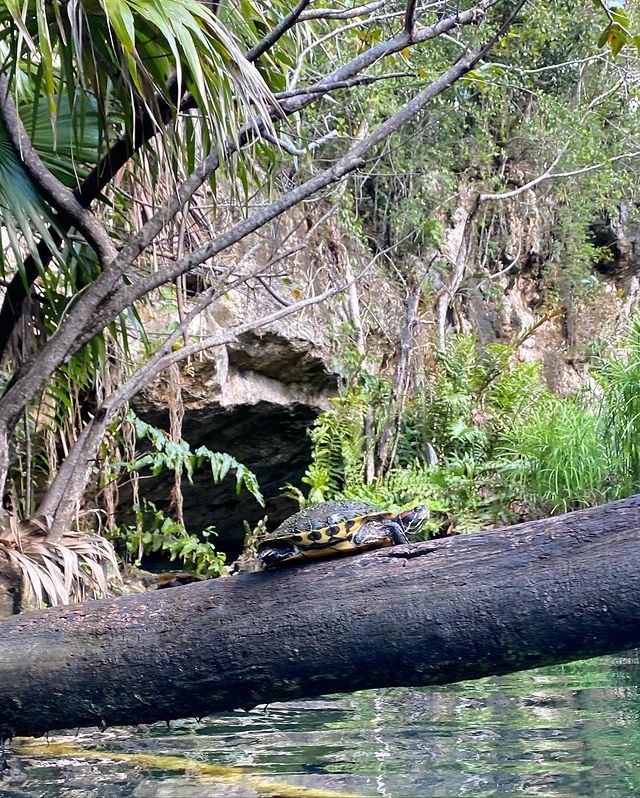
[
  {"left": 123, "top": 194, "right": 640, "bottom": 562},
  {"left": 130, "top": 325, "right": 339, "bottom": 559}
]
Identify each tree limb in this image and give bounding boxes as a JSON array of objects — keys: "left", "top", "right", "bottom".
[
  {"left": 479, "top": 149, "right": 640, "bottom": 203},
  {"left": 404, "top": 0, "right": 418, "bottom": 35},
  {"left": 275, "top": 71, "right": 416, "bottom": 99},
  {"left": 2, "top": 493, "right": 640, "bottom": 738},
  {"left": 0, "top": 3, "right": 494, "bottom": 437},
  {"left": 245, "top": 0, "right": 313, "bottom": 61},
  {"left": 298, "top": 1, "right": 386, "bottom": 21}
]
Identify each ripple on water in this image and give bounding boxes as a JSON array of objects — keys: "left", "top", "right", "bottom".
[{"left": 4, "top": 654, "right": 640, "bottom": 798}]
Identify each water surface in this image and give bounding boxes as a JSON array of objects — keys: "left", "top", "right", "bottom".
[{"left": 4, "top": 654, "right": 640, "bottom": 797}]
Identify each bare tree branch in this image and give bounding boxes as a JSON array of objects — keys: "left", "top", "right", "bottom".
[
  {"left": 285, "top": 5, "right": 487, "bottom": 113},
  {"left": 404, "top": 0, "right": 418, "bottom": 35},
  {"left": 246, "top": 0, "right": 313, "bottom": 61},
  {"left": 479, "top": 149, "right": 640, "bottom": 203},
  {"left": 262, "top": 129, "right": 339, "bottom": 155},
  {"left": 299, "top": 1, "right": 386, "bottom": 21},
  {"left": 275, "top": 71, "right": 416, "bottom": 99}
]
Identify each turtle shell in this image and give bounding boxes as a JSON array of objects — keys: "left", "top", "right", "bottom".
[
  {"left": 257, "top": 502, "right": 429, "bottom": 568},
  {"left": 270, "top": 499, "right": 382, "bottom": 539}
]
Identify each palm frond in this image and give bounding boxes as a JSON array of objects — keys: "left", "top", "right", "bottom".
[
  {"left": 1, "top": 0, "right": 278, "bottom": 158},
  {"left": 0, "top": 112, "right": 62, "bottom": 275},
  {"left": 0, "top": 515, "right": 120, "bottom": 607}
]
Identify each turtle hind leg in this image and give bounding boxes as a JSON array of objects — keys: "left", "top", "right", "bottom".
[{"left": 257, "top": 543, "right": 296, "bottom": 568}]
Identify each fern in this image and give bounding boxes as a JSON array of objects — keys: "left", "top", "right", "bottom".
[
  {"left": 106, "top": 412, "right": 263, "bottom": 574},
  {"left": 297, "top": 332, "right": 562, "bottom": 533},
  {"left": 113, "top": 500, "right": 227, "bottom": 577},
  {"left": 125, "top": 411, "right": 264, "bottom": 505}
]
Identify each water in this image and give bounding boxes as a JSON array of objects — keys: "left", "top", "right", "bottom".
[{"left": 4, "top": 654, "right": 640, "bottom": 798}]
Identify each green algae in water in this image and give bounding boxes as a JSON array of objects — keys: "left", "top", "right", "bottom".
[{"left": 5, "top": 654, "right": 640, "bottom": 797}]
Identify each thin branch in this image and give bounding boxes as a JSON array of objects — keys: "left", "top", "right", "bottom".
[
  {"left": 254, "top": 276, "right": 293, "bottom": 306},
  {"left": 275, "top": 71, "right": 415, "bottom": 99},
  {"left": 512, "top": 310, "right": 564, "bottom": 352},
  {"left": 262, "top": 129, "right": 339, "bottom": 155},
  {"left": 404, "top": 0, "right": 418, "bottom": 35},
  {"left": 289, "top": 10, "right": 406, "bottom": 89},
  {"left": 299, "top": 1, "right": 386, "bottom": 21},
  {"left": 477, "top": 239, "right": 523, "bottom": 290},
  {"left": 285, "top": 5, "right": 487, "bottom": 113},
  {"left": 513, "top": 54, "right": 603, "bottom": 74},
  {"left": 479, "top": 144, "right": 568, "bottom": 202},
  {"left": 246, "top": 0, "right": 313, "bottom": 61},
  {"left": 479, "top": 149, "right": 640, "bottom": 203}
]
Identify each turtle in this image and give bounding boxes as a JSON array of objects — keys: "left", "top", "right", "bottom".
[{"left": 257, "top": 500, "right": 429, "bottom": 568}]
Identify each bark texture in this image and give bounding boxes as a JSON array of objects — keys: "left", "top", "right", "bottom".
[{"left": 1, "top": 494, "right": 640, "bottom": 739}]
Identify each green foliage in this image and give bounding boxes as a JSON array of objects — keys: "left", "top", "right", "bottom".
[
  {"left": 0, "top": 0, "right": 275, "bottom": 157},
  {"left": 492, "top": 315, "right": 640, "bottom": 516},
  {"left": 108, "top": 412, "right": 263, "bottom": 575},
  {"left": 300, "top": 334, "right": 548, "bottom": 534},
  {"left": 300, "top": 319, "right": 640, "bottom": 530},
  {"left": 303, "top": 381, "right": 369, "bottom": 502},
  {"left": 596, "top": 4, "right": 640, "bottom": 58},
  {"left": 115, "top": 500, "right": 227, "bottom": 577},
  {"left": 593, "top": 316, "right": 640, "bottom": 497},
  {"left": 289, "top": 0, "right": 640, "bottom": 531},
  {"left": 124, "top": 411, "right": 264, "bottom": 506},
  {"left": 500, "top": 394, "right": 609, "bottom": 514},
  {"left": 308, "top": 0, "right": 638, "bottom": 314}
]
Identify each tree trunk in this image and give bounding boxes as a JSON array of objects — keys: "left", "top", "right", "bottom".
[{"left": 1, "top": 495, "right": 640, "bottom": 740}]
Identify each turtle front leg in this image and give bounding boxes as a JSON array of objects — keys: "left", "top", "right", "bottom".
[{"left": 382, "top": 520, "right": 409, "bottom": 546}]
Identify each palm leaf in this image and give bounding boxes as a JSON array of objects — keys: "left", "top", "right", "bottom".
[
  {"left": 0, "top": 515, "right": 120, "bottom": 607},
  {"left": 1, "top": 0, "right": 278, "bottom": 161},
  {"left": 0, "top": 113, "right": 62, "bottom": 275}
]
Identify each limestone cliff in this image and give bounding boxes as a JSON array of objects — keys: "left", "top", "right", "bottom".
[{"left": 127, "top": 196, "right": 640, "bottom": 557}]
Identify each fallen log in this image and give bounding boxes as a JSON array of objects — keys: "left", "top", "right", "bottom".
[{"left": 1, "top": 495, "right": 640, "bottom": 739}]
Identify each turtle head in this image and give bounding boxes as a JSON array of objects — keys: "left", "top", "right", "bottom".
[{"left": 397, "top": 504, "right": 430, "bottom": 537}]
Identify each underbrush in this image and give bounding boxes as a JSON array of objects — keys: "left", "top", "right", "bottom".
[{"left": 294, "top": 318, "right": 640, "bottom": 535}]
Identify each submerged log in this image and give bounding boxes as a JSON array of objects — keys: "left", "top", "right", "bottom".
[{"left": 1, "top": 495, "right": 640, "bottom": 739}]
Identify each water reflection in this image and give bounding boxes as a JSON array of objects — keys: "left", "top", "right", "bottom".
[{"left": 4, "top": 654, "right": 640, "bottom": 797}]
